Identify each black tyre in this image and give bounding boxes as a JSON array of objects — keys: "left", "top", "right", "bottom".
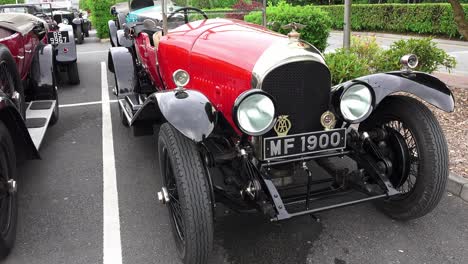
[
  {"left": 0, "top": 122, "right": 17, "bottom": 259},
  {"left": 76, "top": 26, "right": 83, "bottom": 44},
  {"left": 361, "top": 95, "right": 448, "bottom": 220},
  {"left": 158, "top": 123, "right": 213, "bottom": 264},
  {"left": 0, "top": 45, "right": 25, "bottom": 118},
  {"left": 67, "top": 62, "right": 80, "bottom": 85}
]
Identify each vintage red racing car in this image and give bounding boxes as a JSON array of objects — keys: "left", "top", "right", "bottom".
[
  {"left": 0, "top": 13, "right": 60, "bottom": 259},
  {"left": 108, "top": 1, "right": 454, "bottom": 263}
]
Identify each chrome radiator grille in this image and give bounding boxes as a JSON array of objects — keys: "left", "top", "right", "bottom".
[{"left": 262, "top": 61, "right": 331, "bottom": 137}]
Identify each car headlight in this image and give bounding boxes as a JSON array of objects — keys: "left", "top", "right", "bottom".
[
  {"left": 62, "top": 18, "right": 69, "bottom": 25},
  {"left": 339, "top": 83, "right": 373, "bottom": 123},
  {"left": 233, "top": 90, "right": 276, "bottom": 136}
]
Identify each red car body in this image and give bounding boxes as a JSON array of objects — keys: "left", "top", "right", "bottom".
[
  {"left": 110, "top": 6, "right": 455, "bottom": 264},
  {"left": 0, "top": 13, "right": 58, "bottom": 260},
  {"left": 134, "top": 19, "right": 291, "bottom": 133},
  {"left": 0, "top": 27, "right": 41, "bottom": 80}
]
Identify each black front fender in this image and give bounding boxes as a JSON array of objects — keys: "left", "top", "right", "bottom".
[
  {"left": 0, "top": 95, "right": 39, "bottom": 160},
  {"left": 108, "top": 20, "right": 118, "bottom": 47},
  {"left": 132, "top": 89, "right": 215, "bottom": 142},
  {"left": 30, "top": 43, "right": 56, "bottom": 100},
  {"left": 354, "top": 71, "right": 455, "bottom": 112},
  {"left": 108, "top": 47, "right": 137, "bottom": 96}
]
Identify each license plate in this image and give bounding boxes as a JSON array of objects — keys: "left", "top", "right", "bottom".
[
  {"left": 47, "top": 31, "right": 70, "bottom": 45},
  {"left": 263, "top": 128, "right": 346, "bottom": 160}
]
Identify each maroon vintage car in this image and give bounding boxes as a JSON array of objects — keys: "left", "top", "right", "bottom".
[
  {"left": 109, "top": 1, "right": 454, "bottom": 263},
  {"left": 0, "top": 13, "right": 59, "bottom": 259}
]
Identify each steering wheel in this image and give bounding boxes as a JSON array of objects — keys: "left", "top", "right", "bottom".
[{"left": 167, "top": 7, "right": 208, "bottom": 24}]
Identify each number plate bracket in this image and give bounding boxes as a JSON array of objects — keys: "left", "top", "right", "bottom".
[
  {"left": 263, "top": 128, "right": 347, "bottom": 161},
  {"left": 47, "top": 31, "right": 70, "bottom": 45}
]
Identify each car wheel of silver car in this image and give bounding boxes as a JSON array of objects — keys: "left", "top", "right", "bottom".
[
  {"left": 67, "top": 62, "right": 80, "bottom": 85},
  {"left": 361, "top": 95, "right": 448, "bottom": 220},
  {"left": 0, "top": 122, "right": 17, "bottom": 260},
  {"left": 158, "top": 123, "right": 213, "bottom": 264},
  {"left": 76, "top": 26, "right": 83, "bottom": 45}
]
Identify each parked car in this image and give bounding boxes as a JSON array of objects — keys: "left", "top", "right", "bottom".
[
  {"left": 78, "top": 10, "right": 92, "bottom": 37},
  {"left": 51, "top": 6, "right": 87, "bottom": 44},
  {"left": 0, "top": 13, "right": 59, "bottom": 259},
  {"left": 109, "top": 2, "right": 454, "bottom": 264},
  {"left": 108, "top": 0, "right": 182, "bottom": 47},
  {"left": 0, "top": 3, "right": 80, "bottom": 85}
]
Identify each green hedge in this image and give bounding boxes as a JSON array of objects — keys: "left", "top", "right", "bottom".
[
  {"left": 0, "top": 0, "right": 24, "bottom": 4},
  {"left": 319, "top": 4, "right": 468, "bottom": 39},
  {"left": 90, "top": 0, "right": 115, "bottom": 39},
  {"left": 244, "top": 2, "right": 332, "bottom": 51}
]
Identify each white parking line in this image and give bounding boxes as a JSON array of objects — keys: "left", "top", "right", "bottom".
[
  {"left": 79, "top": 50, "right": 109, "bottom": 55},
  {"left": 101, "top": 61, "right": 123, "bottom": 264},
  {"left": 59, "top": 100, "right": 117, "bottom": 108}
]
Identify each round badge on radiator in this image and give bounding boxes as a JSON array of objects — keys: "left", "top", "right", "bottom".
[{"left": 321, "top": 111, "right": 336, "bottom": 130}]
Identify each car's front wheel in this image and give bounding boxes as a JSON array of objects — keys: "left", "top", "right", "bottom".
[
  {"left": 75, "top": 26, "right": 83, "bottom": 44},
  {"left": 0, "top": 122, "right": 17, "bottom": 260},
  {"left": 361, "top": 95, "right": 448, "bottom": 220},
  {"left": 67, "top": 62, "right": 80, "bottom": 85},
  {"left": 157, "top": 123, "right": 213, "bottom": 264}
]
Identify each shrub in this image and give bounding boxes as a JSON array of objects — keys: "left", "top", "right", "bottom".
[
  {"left": 227, "top": 0, "right": 263, "bottom": 20},
  {"left": 90, "top": 0, "right": 115, "bottom": 39},
  {"left": 325, "top": 37, "right": 456, "bottom": 84},
  {"left": 375, "top": 38, "right": 457, "bottom": 73},
  {"left": 325, "top": 50, "right": 371, "bottom": 85},
  {"left": 189, "top": 0, "right": 239, "bottom": 9},
  {"left": 245, "top": 1, "right": 332, "bottom": 51},
  {"left": 349, "top": 35, "right": 383, "bottom": 72},
  {"left": 319, "top": 4, "right": 468, "bottom": 39},
  {"left": 0, "top": 0, "right": 24, "bottom": 4}
]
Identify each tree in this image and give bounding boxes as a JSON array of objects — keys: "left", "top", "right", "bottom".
[{"left": 448, "top": 0, "right": 468, "bottom": 40}]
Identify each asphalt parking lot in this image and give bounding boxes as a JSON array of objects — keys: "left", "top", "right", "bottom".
[{"left": 4, "top": 32, "right": 468, "bottom": 264}]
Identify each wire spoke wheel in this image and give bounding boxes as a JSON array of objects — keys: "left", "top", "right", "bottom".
[
  {"left": 162, "top": 147, "right": 185, "bottom": 247},
  {"left": 384, "top": 120, "right": 420, "bottom": 196},
  {"left": 0, "top": 122, "right": 17, "bottom": 259},
  {"left": 157, "top": 123, "right": 213, "bottom": 264},
  {"left": 361, "top": 96, "right": 448, "bottom": 220},
  {"left": 0, "top": 160, "right": 12, "bottom": 238}
]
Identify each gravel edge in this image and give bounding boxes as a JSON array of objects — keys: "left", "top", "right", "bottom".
[{"left": 447, "top": 173, "right": 468, "bottom": 202}]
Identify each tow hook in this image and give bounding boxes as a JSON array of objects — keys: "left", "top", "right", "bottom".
[
  {"left": 8, "top": 179, "right": 17, "bottom": 194},
  {"left": 157, "top": 187, "right": 170, "bottom": 204}
]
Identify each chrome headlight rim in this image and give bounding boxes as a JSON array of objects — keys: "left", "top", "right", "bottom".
[
  {"left": 232, "top": 89, "right": 277, "bottom": 136},
  {"left": 339, "top": 82, "right": 374, "bottom": 124}
]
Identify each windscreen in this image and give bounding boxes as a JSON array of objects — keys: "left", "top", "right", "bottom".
[
  {"left": 0, "top": 7, "right": 29, "bottom": 14},
  {"left": 160, "top": 0, "right": 266, "bottom": 32},
  {"left": 170, "top": 0, "right": 265, "bottom": 24}
]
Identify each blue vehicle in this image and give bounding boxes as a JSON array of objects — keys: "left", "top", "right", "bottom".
[{"left": 108, "top": 0, "right": 182, "bottom": 47}]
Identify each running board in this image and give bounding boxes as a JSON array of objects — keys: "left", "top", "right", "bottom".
[
  {"left": 25, "top": 100, "right": 56, "bottom": 150},
  {"left": 118, "top": 94, "right": 146, "bottom": 126}
]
